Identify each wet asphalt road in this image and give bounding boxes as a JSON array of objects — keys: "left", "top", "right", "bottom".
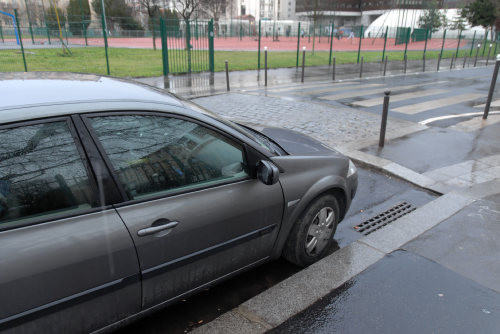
[
  {"left": 116, "top": 166, "right": 437, "bottom": 334},
  {"left": 269, "top": 250, "right": 500, "bottom": 334}
]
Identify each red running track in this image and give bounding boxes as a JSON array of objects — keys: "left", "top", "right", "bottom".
[{"left": 8, "top": 36, "right": 462, "bottom": 51}]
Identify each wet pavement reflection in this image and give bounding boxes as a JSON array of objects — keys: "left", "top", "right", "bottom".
[{"left": 269, "top": 250, "right": 500, "bottom": 334}]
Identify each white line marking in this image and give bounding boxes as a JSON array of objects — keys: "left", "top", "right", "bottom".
[
  {"left": 419, "top": 111, "right": 500, "bottom": 125},
  {"left": 393, "top": 93, "right": 485, "bottom": 115},
  {"left": 352, "top": 89, "right": 448, "bottom": 107}
]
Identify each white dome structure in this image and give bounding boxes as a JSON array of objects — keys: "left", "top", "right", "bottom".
[{"left": 365, "top": 9, "right": 487, "bottom": 39}]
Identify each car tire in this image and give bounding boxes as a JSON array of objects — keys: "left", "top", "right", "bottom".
[{"left": 283, "top": 194, "right": 340, "bottom": 267}]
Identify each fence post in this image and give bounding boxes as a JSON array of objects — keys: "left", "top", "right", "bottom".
[
  {"left": 437, "top": 54, "right": 441, "bottom": 71},
  {"left": 160, "top": 18, "right": 169, "bottom": 76},
  {"left": 382, "top": 26, "right": 388, "bottom": 61},
  {"left": 463, "top": 54, "right": 467, "bottom": 68},
  {"left": 208, "top": 19, "right": 214, "bottom": 73},
  {"left": 455, "top": 29, "right": 462, "bottom": 58},
  {"left": 78, "top": 0, "right": 88, "bottom": 46},
  {"left": 100, "top": 6, "right": 110, "bottom": 75},
  {"left": 225, "top": 60, "right": 230, "bottom": 91},
  {"left": 482, "top": 30, "right": 489, "bottom": 56},
  {"left": 186, "top": 22, "right": 192, "bottom": 73},
  {"left": 264, "top": 46, "right": 268, "bottom": 86},
  {"left": 423, "top": 28, "right": 429, "bottom": 55},
  {"left": 258, "top": 19, "right": 261, "bottom": 70},
  {"left": 404, "top": 27, "right": 410, "bottom": 59},
  {"left": 487, "top": 44, "right": 492, "bottom": 65},
  {"left": 42, "top": 6, "right": 51, "bottom": 45},
  {"left": 332, "top": 56, "right": 336, "bottom": 80},
  {"left": 296, "top": 21, "right": 301, "bottom": 68},
  {"left": 24, "top": 0, "right": 35, "bottom": 44},
  {"left": 483, "top": 54, "right": 500, "bottom": 119},
  {"left": 450, "top": 55, "right": 454, "bottom": 69},
  {"left": 329, "top": 23, "right": 334, "bottom": 65},
  {"left": 440, "top": 29, "right": 446, "bottom": 59},
  {"left": 0, "top": 25, "right": 3, "bottom": 43},
  {"left": 470, "top": 31, "right": 476, "bottom": 56},
  {"left": 357, "top": 25, "right": 363, "bottom": 64},
  {"left": 301, "top": 46, "right": 306, "bottom": 82},
  {"left": 379, "top": 91, "right": 391, "bottom": 147},
  {"left": 14, "top": 9, "right": 27, "bottom": 72}
]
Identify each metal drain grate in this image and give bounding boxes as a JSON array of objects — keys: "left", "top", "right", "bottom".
[{"left": 354, "top": 202, "right": 417, "bottom": 235}]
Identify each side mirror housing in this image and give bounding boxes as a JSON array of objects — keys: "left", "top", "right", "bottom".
[{"left": 256, "top": 160, "right": 280, "bottom": 185}]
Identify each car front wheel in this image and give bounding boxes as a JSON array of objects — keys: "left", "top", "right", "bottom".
[{"left": 283, "top": 194, "right": 340, "bottom": 267}]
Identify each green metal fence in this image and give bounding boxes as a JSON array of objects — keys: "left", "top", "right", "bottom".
[
  {"left": 0, "top": 13, "right": 213, "bottom": 76},
  {"left": 0, "top": 8, "right": 497, "bottom": 78}
]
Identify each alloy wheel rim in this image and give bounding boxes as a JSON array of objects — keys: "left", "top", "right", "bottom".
[{"left": 305, "top": 207, "right": 335, "bottom": 256}]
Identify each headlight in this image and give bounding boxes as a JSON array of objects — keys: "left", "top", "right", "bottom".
[{"left": 347, "top": 159, "right": 357, "bottom": 177}]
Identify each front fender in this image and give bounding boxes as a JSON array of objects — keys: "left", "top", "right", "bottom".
[{"left": 269, "top": 155, "right": 350, "bottom": 259}]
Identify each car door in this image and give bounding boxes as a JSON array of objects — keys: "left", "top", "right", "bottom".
[
  {"left": 0, "top": 118, "right": 141, "bottom": 333},
  {"left": 83, "top": 112, "right": 284, "bottom": 308}
]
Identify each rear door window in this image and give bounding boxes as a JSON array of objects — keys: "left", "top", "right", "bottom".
[{"left": 0, "top": 121, "right": 97, "bottom": 228}]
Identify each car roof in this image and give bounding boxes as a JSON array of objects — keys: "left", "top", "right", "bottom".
[{"left": 0, "top": 72, "right": 185, "bottom": 123}]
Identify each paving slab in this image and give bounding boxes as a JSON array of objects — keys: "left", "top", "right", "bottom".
[
  {"left": 404, "top": 197, "right": 500, "bottom": 294},
  {"left": 269, "top": 250, "right": 500, "bottom": 334}
]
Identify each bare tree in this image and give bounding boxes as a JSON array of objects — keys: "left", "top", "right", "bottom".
[
  {"left": 136, "top": 0, "right": 160, "bottom": 50},
  {"left": 300, "top": 0, "right": 328, "bottom": 54},
  {"left": 175, "top": 0, "right": 202, "bottom": 21},
  {"left": 200, "top": 0, "right": 226, "bottom": 34}
]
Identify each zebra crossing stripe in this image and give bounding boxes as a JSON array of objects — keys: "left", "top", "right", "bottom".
[
  {"left": 352, "top": 89, "right": 448, "bottom": 107},
  {"left": 393, "top": 93, "right": 485, "bottom": 115},
  {"left": 294, "top": 83, "right": 384, "bottom": 96},
  {"left": 318, "top": 81, "right": 447, "bottom": 101}
]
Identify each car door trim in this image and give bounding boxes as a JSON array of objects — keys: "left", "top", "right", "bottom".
[
  {"left": 0, "top": 274, "right": 140, "bottom": 331},
  {"left": 141, "top": 224, "right": 277, "bottom": 280}
]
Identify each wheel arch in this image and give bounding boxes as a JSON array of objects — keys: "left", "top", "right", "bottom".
[{"left": 271, "top": 176, "right": 348, "bottom": 259}]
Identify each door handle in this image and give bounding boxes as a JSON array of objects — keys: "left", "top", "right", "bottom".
[{"left": 137, "top": 220, "right": 179, "bottom": 237}]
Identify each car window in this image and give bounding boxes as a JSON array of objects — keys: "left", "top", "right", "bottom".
[
  {"left": 88, "top": 115, "right": 249, "bottom": 200},
  {"left": 0, "top": 121, "right": 97, "bottom": 228}
]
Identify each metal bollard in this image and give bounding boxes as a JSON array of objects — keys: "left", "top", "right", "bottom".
[
  {"left": 359, "top": 56, "right": 364, "bottom": 78},
  {"left": 301, "top": 46, "right": 306, "bottom": 83},
  {"left": 383, "top": 55, "right": 388, "bottom": 76},
  {"left": 379, "top": 91, "right": 391, "bottom": 147},
  {"left": 450, "top": 56, "right": 454, "bottom": 70},
  {"left": 463, "top": 55, "right": 467, "bottom": 68},
  {"left": 264, "top": 46, "right": 268, "bottom": 86},
  {"left": 225, "top": 60, "right": 230, "bottom": 91},
  {"left": 437, "top": 54, "right": 441, "bottom": 71},
  {"left": 486, "top": 44, "right": 492, "bottom": 66},
  {"left": 332, "top": 57, "right": 336, "bottom": 81},
  {"left": 423, "top": 53, "right": 426, "bottom": 72},
  {"left": 483, "top": 54, "right": 500, "bottom": 119},
  {"left": 404, "top": 54, "right": 407, "bottom": 74},
  {"left": 474, "top": 44, "right": 480, "bottom": 67}
]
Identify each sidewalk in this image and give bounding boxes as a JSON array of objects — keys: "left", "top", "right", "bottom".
[
  {"left": 137, "top": 56, "right": 468, "bottom": 99},
  {"left": 138, "top": 62, "right": 500, "bottom": 333}
]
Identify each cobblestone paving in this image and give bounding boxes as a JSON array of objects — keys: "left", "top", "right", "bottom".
[{"left": 193, "top": 92, "right": 420, "bottom": 149}]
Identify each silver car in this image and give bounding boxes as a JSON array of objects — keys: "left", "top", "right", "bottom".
[{"left": 0, "top": 73, "right": 357, "bottom": 333}]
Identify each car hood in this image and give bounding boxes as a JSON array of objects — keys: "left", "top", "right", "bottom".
[{"left": 261, "top": 127, "right": 340, "bottom": 156}]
